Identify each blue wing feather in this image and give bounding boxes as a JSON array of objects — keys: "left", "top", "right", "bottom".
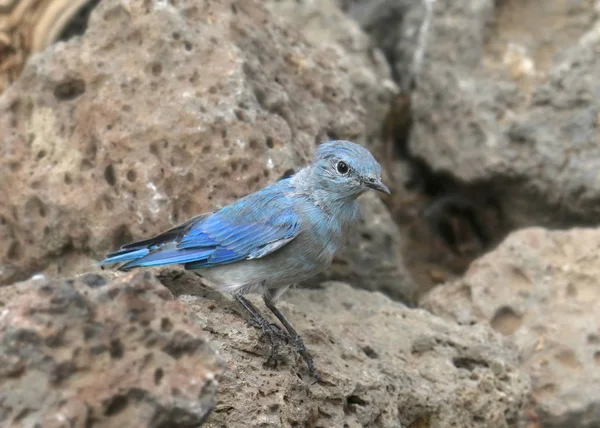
[
  {"left": 207, "top": 248, "right": 241, "bottom": 264},
  {"left": 99, "top": 178, "right": 301, "bottom": 271},
  {"left": 177, "top": 232, "right": 217, "bottom": 248}
]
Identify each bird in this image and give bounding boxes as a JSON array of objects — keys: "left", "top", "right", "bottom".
[{"left": 99, "top": 140, "right": 390, "bottom": 378}]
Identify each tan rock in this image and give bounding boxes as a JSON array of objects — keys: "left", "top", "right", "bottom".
[
  {"left": 422, "top": 227, "right": 600, "bottom": 427},
  {"left": 0, "top": 0, "right": 367, "bottom": 284}
]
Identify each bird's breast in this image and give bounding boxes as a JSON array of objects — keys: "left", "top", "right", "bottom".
[{"left": 297, "top": 199, "right": 359, "bottom": 263}]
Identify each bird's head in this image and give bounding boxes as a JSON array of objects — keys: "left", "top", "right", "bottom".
[{"left": 311, "top": 140, "right": 390, "bottom": 199}]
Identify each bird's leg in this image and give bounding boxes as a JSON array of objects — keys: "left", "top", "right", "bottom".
[
  {"left": 235, "top": 294, "right": 288, "bottom": 363},
  {"left": 263, "top": 293, "right": 319, "bottom": 380}
]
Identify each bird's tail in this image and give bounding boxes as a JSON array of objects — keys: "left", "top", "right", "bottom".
[
  {"left": 99, "top": 246, "right": 152, "bottom": 266},
  {"left": 98, "top": 213, "right": 211, "bottom": 270}
]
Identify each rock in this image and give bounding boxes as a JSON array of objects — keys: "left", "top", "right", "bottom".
[
  {"left": 407, "top": 0, "right": 600, "bottom": 227},
  {"left": 265, "top": 0, "right": 398, "bottom": 158},
  {"left": 158, "top": 270, "right": 531, "bottom": 427},
  {"left": 337, "top": 0, "right": 600, "bottom": 293},
  {"left": 0, "top": 266, "right": 532, "bottom": 427},
  {"left": 331, "top": 0, "right": 508, "bottom": 294},
  {"left": 0, "top": 0, "right": 376, "bottom": 286},
  {"left": 0, "top": 0, "right": 96, "bottom": 95},
  {"left": 422, "top": 227, "right": 600, "bottom": 427},
  {"left": 337, "top": 0, "right": 426, "bottom": 90},
  {"left": 0, "top": 271, "right": 224, "bottom": 428}
]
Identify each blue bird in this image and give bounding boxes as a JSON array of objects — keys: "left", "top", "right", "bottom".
[{"left": 100, "top": 140, "right": 390, "bottom": 377}]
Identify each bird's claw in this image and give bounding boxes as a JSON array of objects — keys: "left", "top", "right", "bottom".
[
  {"left": 247, "top": 316, "right": 290, "bottom": 365},
  {"left": 237, "top": 294, "right": 319, "bottom": 379},
  {"left": 290, "top": 334, "right": 320, "bottom": 381}
]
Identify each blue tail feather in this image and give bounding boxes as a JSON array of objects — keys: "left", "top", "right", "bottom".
[
  {"left": 98, "top": 248, "right": 150, "bottom": 265},
  {"left": 119, "top": 247, "right": 215, "bottom": 270}
]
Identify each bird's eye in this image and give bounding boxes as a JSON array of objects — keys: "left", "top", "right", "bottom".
[{"left": 336, "top": 161, "right": 349, "bottom": 175}]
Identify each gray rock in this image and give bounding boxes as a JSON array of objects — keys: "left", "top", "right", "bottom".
[
  {"left": 338, "top": 0, "right": 600, "bottom": 295},
  {"left": 0, "top": 271, "right": 224, "bottom": 428},
  {"left": 265, "top": 0, "right": 398, "bottom": 156},
  {"left": 422, "top": 227, "right": 600, "bottom": 427},
  {"left": 159, "top": 270, "right": 531, "bottom": 428},
  {"left": 339, "top": 0, "right": 428, "bottom": 88},
  {"left": 407, "top": 0, "right": 600, "bottom": 227}
]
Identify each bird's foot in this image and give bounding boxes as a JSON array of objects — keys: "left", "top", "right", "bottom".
[
  {"left": 262, "top": 294, "right": 321, "bottom": 381},
  {"left": 236, "top": 295, "right": 289, "bottom": 365},
  {"left": 290, "top": 333, "right": 320, "bottom": 381},
  {"left": 247, "top": 315, "right": 290, "bottom": 365},
  {"left": 237, "top": 294, "right": 319, "bottom": 379}
]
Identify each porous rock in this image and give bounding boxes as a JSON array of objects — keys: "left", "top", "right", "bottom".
[
  {"left": 406, "top": 0, "right": 600, "bottom": 227},
  {"left": 265, "top": 0, "right": 398, "bottom": 157},
  {"left": 158, "top": 270, "right": 531, "bottom": 428},
  {"left": 422, "top": 227, "right": 600, "bottom": 427},
  {"left": 0, "top": 0, "right": 367, "bottom": 284},
  {"left": 337, "top": 0, "right": 427, "bottom": 90},
  {"left": 0, "top": 270, "right": 224, "bottom": 428}
]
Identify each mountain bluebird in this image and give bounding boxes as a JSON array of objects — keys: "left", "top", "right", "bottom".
[{"left": 100, "top": 140, "right": 390, "bottom": 378}]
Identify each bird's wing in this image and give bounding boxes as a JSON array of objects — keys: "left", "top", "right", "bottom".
[
  {"left": 179, "top": 207, "right": 300, "bottom": 269},
  {"left": 105, "top": 180, "right": 301, "bottom": 270}
]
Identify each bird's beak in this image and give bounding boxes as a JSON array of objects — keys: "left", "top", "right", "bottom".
[{"left": 364, "top": 178, "right": 391, "bottom": 195}]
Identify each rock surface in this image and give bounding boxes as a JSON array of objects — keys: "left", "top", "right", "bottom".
[
  {"left": 422, "top": 227, "right": 600, "bottom": 427},
  {"left": 0, "top": 268, "right": 532, "bottom": 427},
  {"left": 158, "top": 270, "right": 531, "bottom": 428},
  {"left": 0, "top": 0, "right": 414, "bottom": 300},
  {"left": 265, "top": 0, "right": 397, "bottom": 158},
  {"left": 407, "top": 0, "right": 600, "bottom": 227},
  {"left": 0, "top": 271, "right": 224, "bottom": 428},
  {"left": 337, "top": 0, "right": 426, "bottom": 90},
  {"left": 335, "top": 0, "right": 600, "bottom": 294}
]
